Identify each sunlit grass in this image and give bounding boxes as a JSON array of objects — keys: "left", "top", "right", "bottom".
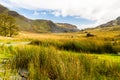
[
  {"left": 0, "top": 30, "right": 120, "bottom": 79},
  {"left": 9, "top": 45, "right": 120, "bottom": 80}
]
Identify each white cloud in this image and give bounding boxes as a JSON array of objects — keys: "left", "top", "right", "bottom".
[
  {"left": 79, "top": 23, "right": 99, "bottom": 29},
  {"left": 0, "top": 0, "right": 120, "bottom": 28},
  {"left": 33, "top": 11, "right": 39, "bottom": 16},
  {"left": 41, "top": 12, "right": 47, "bottom": 15},
  {"left": 52, "top": 10, "right": 61, "bottom": 17}
]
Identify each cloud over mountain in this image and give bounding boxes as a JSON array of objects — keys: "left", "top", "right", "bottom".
[{"left": 0, "top": 0, "right": 120, "bottom": 28}]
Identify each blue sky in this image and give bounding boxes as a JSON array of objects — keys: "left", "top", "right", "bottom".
[
  {"left": 13, "top": 8, "right": 96, "bottom": 26},
  {"left": 0, "top": 0, "right": 120, "bottom": 29}
]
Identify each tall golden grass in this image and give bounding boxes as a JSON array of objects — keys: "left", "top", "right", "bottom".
[
  {"left": 10, "top": 45, "right": 120, "bottom": 80},
  {"left": 0, "top": 30, "right": 120, "bottom": 79}
]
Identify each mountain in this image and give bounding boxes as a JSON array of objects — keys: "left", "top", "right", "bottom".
[
  {"left": 95, "top": 17, "right": 120, "bottom": 31},
  {"left": 0, "top": 4, "right": 8, "bottom": 13},
  {"left": 0, "top": 4, "right": 79, "bottom": 33},
  {"left": 56, "top": 23, "right": 79, "bottom": 32},
  {"left": 97, "top": 18, "right": 120, "bottom": 28}
]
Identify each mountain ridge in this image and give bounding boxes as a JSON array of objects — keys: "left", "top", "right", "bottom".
[
  {"left": 0, "top": 4, "right": 79, "bottom": 33},
  {"left": 97, "top": 17, "right": 120, "bottom": 28}
]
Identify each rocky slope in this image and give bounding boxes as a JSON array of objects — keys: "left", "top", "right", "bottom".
[
  {"left": 83, "top": 16, "right": 120, "bottom": 31},
  {"left": 97, "top": 17, "right": 120, "bottom": 28},
  {"left": 0, "top": 4, "right": 79, "bottom": 33}
]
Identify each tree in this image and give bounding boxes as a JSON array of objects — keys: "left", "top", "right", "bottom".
[{"left": 0, "top": 14, "right": 19, "bottom": 37}]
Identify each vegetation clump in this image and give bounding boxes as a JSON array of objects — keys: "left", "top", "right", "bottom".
[
  {"left": 0, "top": 14, "right": 19, "bottom": 37},
  {"left": 9, "top": 45, "right": 120, "bottom": 80},
  {"left": 31, "top": 39, "right": 119, "bottom": 54}
]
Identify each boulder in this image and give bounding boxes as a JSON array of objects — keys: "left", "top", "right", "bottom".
[{"left": 86, "top": 33, "right": 95, "bottom": 37}]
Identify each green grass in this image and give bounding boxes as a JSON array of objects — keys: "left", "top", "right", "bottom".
[
  {"left": 6, "top": 45, "right": 120, "bottom": 80},
  {"left": 30, "top": 38, "right": 120, "bottom": 54},
  {"left": 0, "top": 43, "right": 119, "bottom": 80},
  {"left": 0, "top": 31, "right": 120, "bottom": 79}
]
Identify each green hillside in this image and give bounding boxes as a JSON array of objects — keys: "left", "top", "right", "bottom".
[{"left": 0, "top": 4, "right": 79, "bottom": 33}]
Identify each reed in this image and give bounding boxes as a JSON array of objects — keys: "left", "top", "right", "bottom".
[{"left": 10, "top": 45, "right": 120, "bottom": 80}]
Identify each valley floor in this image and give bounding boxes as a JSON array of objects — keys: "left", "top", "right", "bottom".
[{"left": 0, "top": 30, "right": 120, "bottom": 80}]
